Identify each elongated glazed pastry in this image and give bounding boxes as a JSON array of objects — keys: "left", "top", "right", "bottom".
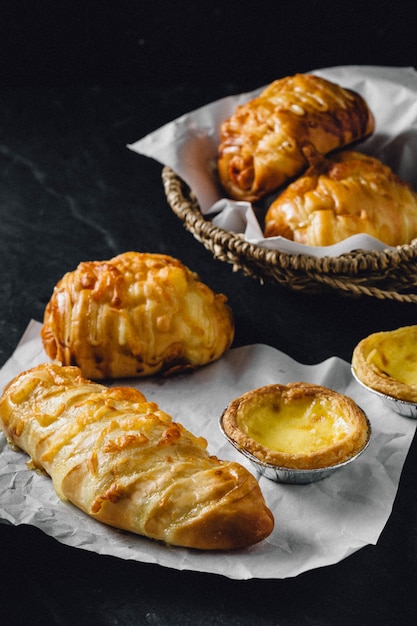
[
  {"left": 0, "top": 363, "right": 274, "bottom": 550},
  {"left": 218, "top": 73, "right": 375, "bottom": 201},
  {"left": 41, "top": 252, "right": 234, "bottom": 379},
  {"left": 264, "top": 151, "right": 417, "bottom": 246}
]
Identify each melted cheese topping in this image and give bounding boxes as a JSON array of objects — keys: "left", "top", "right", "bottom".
[{"left": 237, "top": 397, "right": 351, "bottom": 455}]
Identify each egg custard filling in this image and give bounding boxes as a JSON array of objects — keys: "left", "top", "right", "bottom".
[
  {"left": 352, "top": 325, "right": 417, "bottom": 402},
  {"left": 238, "top": 396, "right": 350, "bottom": 454},
  {"left": 221, "top": 383, "right": 370, "bottom": 470}
]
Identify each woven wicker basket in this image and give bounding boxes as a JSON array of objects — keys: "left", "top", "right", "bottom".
[{"left": 162, "top": 166, "right": 417, "bottom": 302}]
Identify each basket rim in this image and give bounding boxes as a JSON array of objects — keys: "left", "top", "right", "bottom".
[{"left": 162, "top": 166, "right": 417, "bottom": 273}]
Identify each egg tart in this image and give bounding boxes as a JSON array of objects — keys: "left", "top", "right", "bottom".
[
  {"left": 352, "top": 325, "right": 417, "bottom": 403},
  {"left": 220, "top": 383, "right": 370, "bottom": 471}
]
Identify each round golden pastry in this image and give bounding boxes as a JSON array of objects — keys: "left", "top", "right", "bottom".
[
  {"left": 352, "top": 325, "right": 417, "bottom": 402},
  {"left": 264, "top": 151, "right": 417, "bottom": 246},
  {"left": 218, "top": 73, "right": 374, "bottom": 202},
  {"left": 221, "top": 382, "right": 370, "bottom": 470},
  {"left": 41, "top": 251, "right": 234, "bottom": 379}
]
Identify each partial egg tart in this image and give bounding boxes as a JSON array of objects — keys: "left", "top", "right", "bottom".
[
  {"left": 352, "top": 325, "right": 417, "bottom": 411},
  {"left": 220, "top": 383, "right": 370, "bottom": 482}
]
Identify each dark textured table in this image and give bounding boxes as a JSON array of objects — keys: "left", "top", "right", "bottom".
[{"left": 2, "top": 3, "right": 417, "bottom": 625}]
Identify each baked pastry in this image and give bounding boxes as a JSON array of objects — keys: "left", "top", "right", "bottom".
[
  {"left": 218, "top": 73, "right": 374, "bottom": 202},
  {"left": 352, "top": 325, "right": 417, "bottom": 402},
  {"left": 41, "top": 252, "right": 234, "bottom": 379},
  {"left": 0, "top": 362, "right": 274, "bottom": 550},
  {"left": 221, "top": 383, "right": 370, "bottom": 470},
  {"left": 264, "top": 151, "right": 417, "bottom": 246}
]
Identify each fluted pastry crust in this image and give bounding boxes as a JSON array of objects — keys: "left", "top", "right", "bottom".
[
  {"left": 352, "top": 325, "right": 417, "bottom": 402},
  {"left": 0, "top": 363, "right": 274, "bottom": 550},
  {"left": 221, "top": 383, "right": 370, "bottom": 470},
  {"left": 41, "top": 252, "right": 234, "bottom": 379},
  {"left": 264, "top": 151, "right": 417, "bottom": 245},
  {"left": 218, "top": 74, "right": 374, "bottom": 201}
]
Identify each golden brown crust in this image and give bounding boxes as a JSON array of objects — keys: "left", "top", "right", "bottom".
[
  {"left": 0, "top": 363, "right": 274, "bottom": 550},
  {"left": 41, "top": 252, "right": 234, "bottom": 379},
  {"left": 218, "top": 74, "right": 374, "bottom": 202},
  {"left": 352, "top": 325, "right": 417, "bottom": 402},
  {"left": 264, "top": 151, "right": 417, "bottom": 246},
  {"left": 221, "top": 383, "right": 370, "bottom": 470}
]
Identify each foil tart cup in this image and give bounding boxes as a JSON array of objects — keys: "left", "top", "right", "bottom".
[
  {"left": 351, "top": 367, "right": 417, "bottom": 419},
  {"left": 219, "top": 412, "right": 372, "bottom": 484}
]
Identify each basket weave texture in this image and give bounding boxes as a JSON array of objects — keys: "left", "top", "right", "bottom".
[{"left": 162, "top": 166, "right": 417, "bottom": 302}]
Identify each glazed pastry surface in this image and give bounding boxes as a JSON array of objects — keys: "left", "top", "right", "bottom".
[
  {"left": 264, "top": 151, "right": 417, "bottom": 246},
  {"left": 352, "top": 325, "right": 417, "bottom": 402},
  {"left": 0, "top": 363, "right": 274, "bottom": 550},
  {"left": 218, "top": 74, "right": 374, "bottom": 202},
  {"left": 221, "top": 383, "right": 370, "bottom": 470},
  {"left": 41, "top": 252, "right": 234, "bottom": 379}
]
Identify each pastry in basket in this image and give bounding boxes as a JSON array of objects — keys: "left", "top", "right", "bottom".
[
  {"left": 0, "top": 362, "right": 274, "bottom": 550},
  {"left": 221, "top": 382, "right": 370, "bottom": 471},
  {"left": 264, "top": 151, "right": 417, "bottom": 246},
  {"left": 218, "top": 73, "right": 374, "bottom": 202},
  {"left": 41, "top": 252, "right": 234, "bottom": 380},
  {"left": 352, "top": 325, "right": 417, "bottom": 402}
]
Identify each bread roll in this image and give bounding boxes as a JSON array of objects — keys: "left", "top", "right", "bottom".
[
  {"left": 0, "top": 363, "right": 274, "bottom": 550},
  {"left": 41, "top": 252, "right": 234, "bottom": 379},
  {"left": 264, "top": 151, "right": 417, "bottom": 246},
  {"left": 218, "top": 73, "right": 374, "bottom": 202}
]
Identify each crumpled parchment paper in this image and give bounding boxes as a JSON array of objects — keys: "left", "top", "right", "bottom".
[
  {"left": 1, "top": 320, "right": 416, "bottom": 580},
  {"left": 128, "top": 65, "right": 417, "bottom": 258}
]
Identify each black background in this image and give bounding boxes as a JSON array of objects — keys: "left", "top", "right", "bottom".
[
  {"left": 1, "top": 2, "right": 417, "bottom": 625},
  {"left": 1, "top": 1, "right": 416, "bottom": 89}
]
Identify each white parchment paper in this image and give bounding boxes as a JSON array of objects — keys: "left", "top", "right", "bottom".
[
  {"left": 1, "top": 320, "right": 416, "bottom": 579},
  {"left": 128, "top": 65, "right": 417, "bottom": 258}
]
